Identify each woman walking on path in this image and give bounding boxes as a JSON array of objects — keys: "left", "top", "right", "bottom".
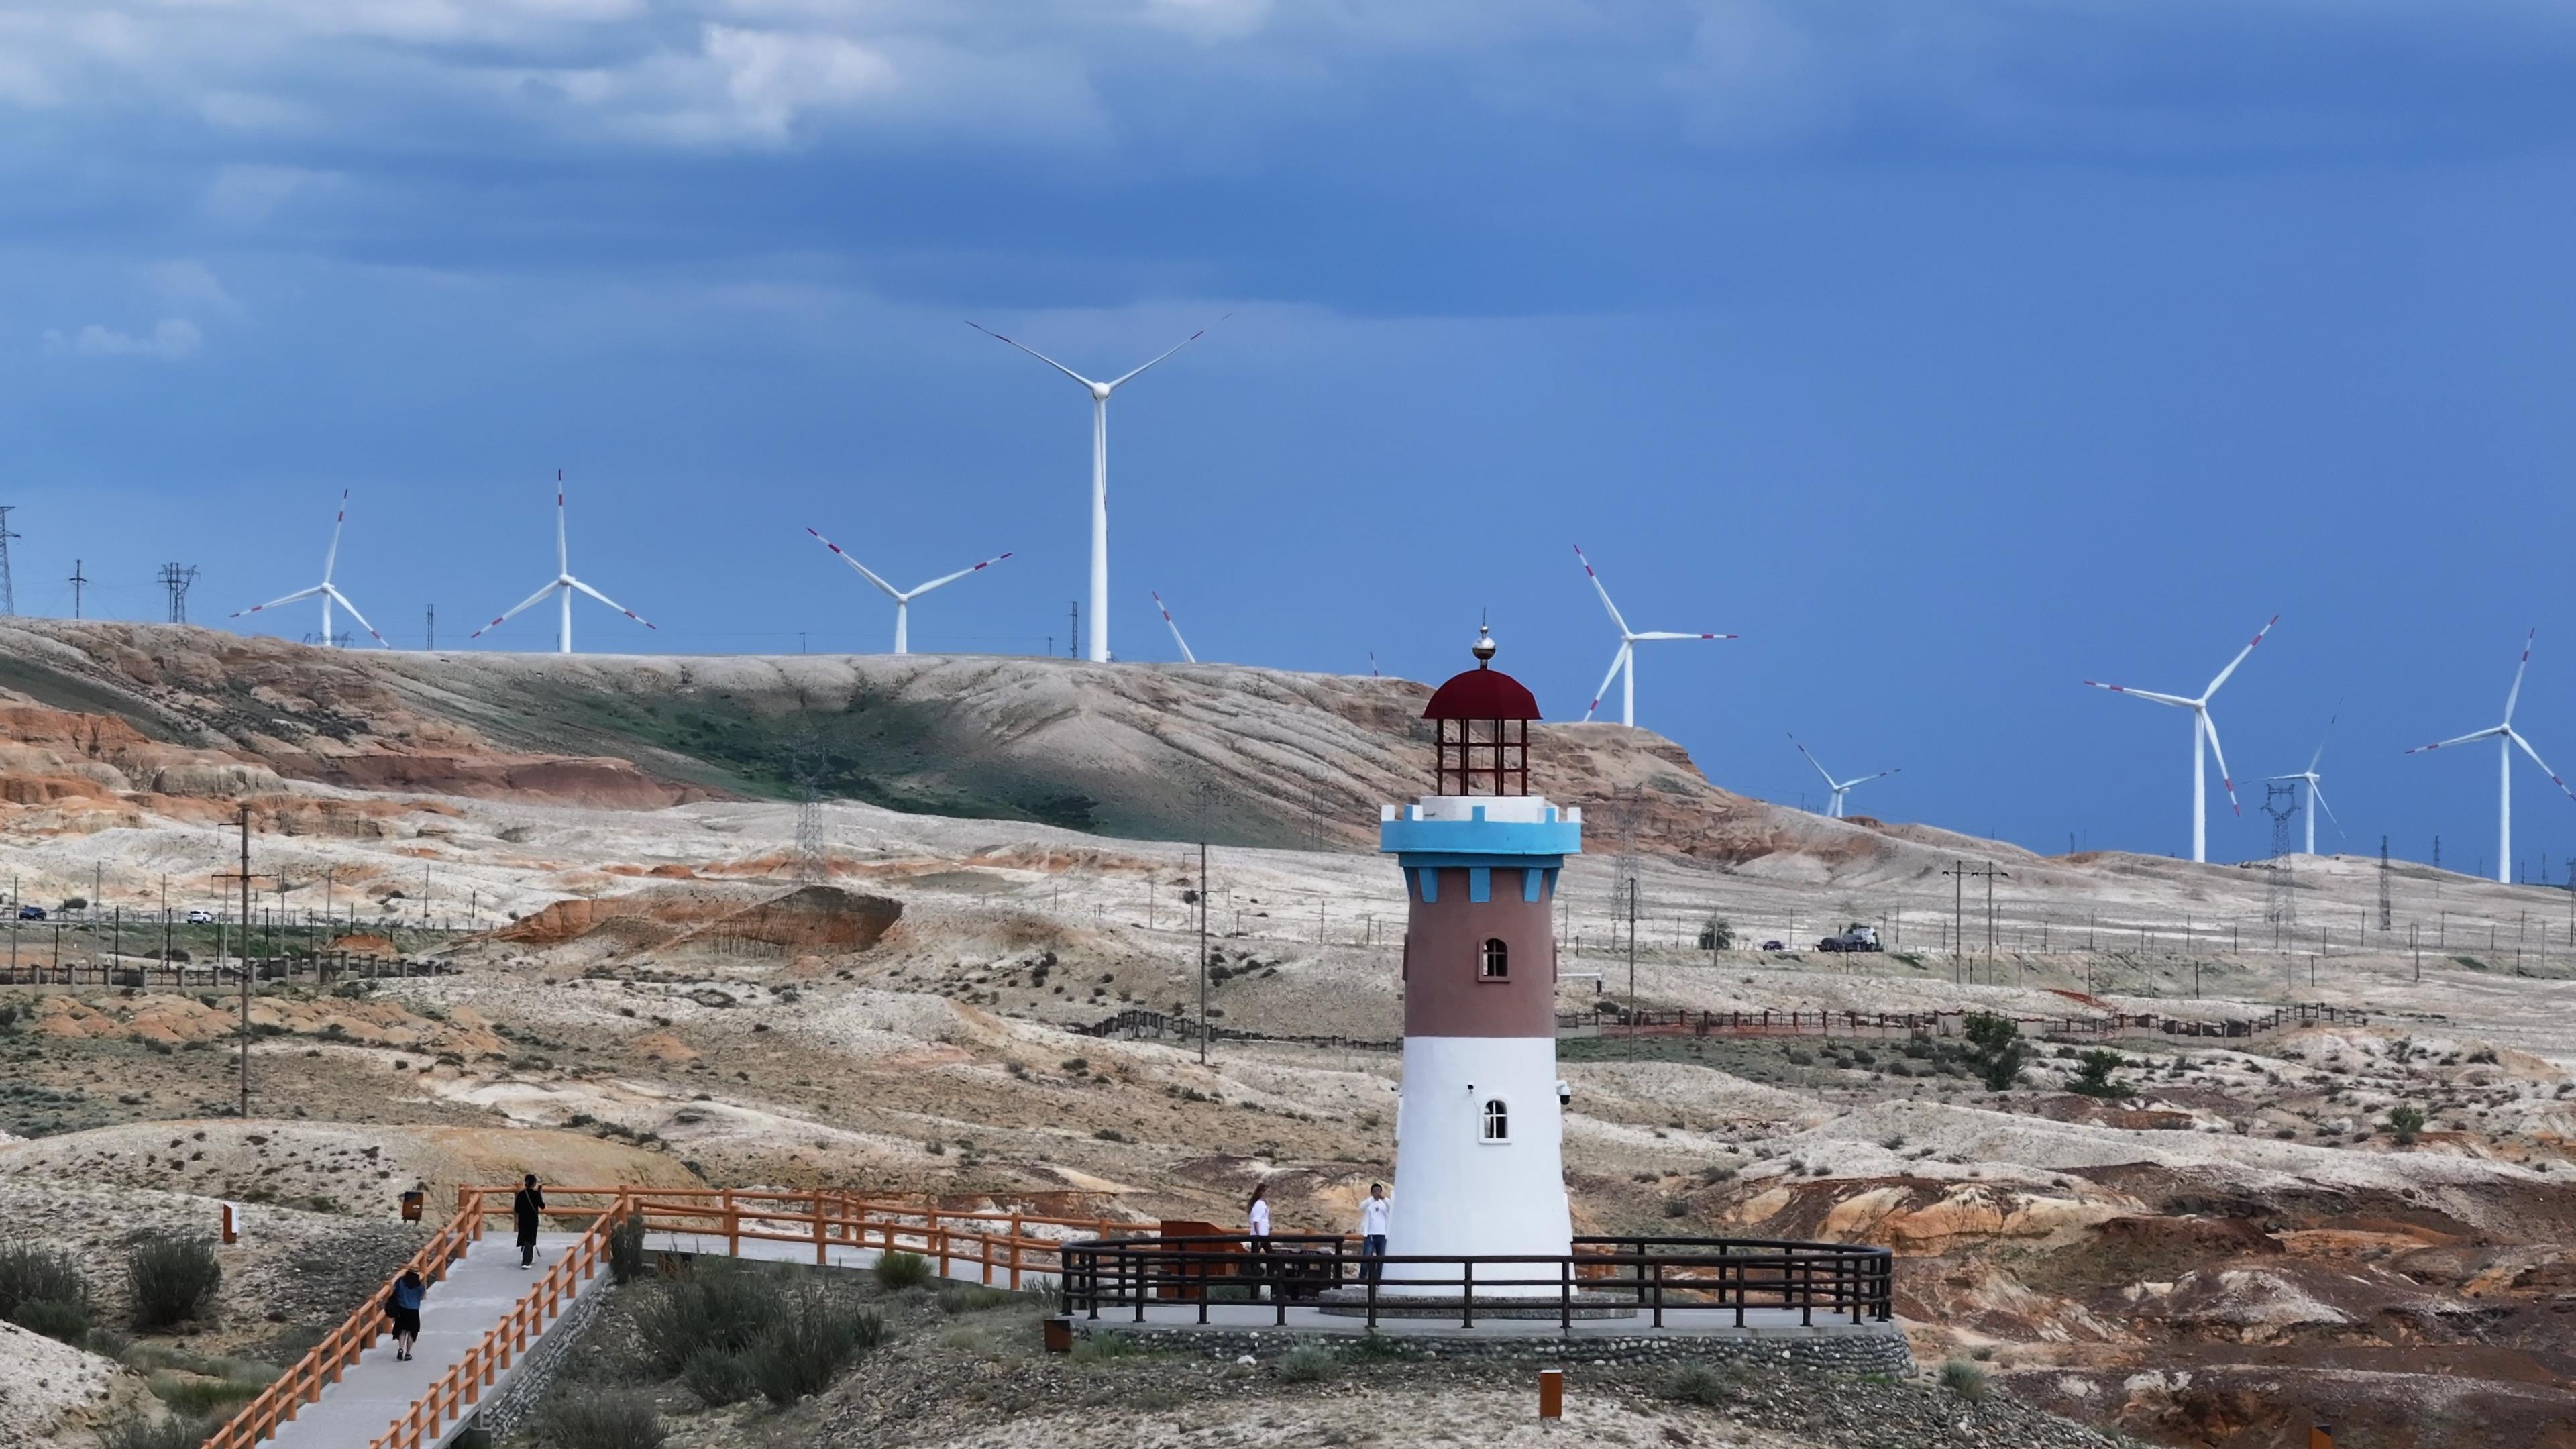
[
  {"left": 512, "top": 1175, "right": 545, "bottom": 1267},
  {"left": 1357, "top": 1182, "right": 1391, "bottom": 1285},
  {"left": 385, "top": 1270, "right": 425, "bottom": 1361},
  {"left": 1245, "top": 1182, "right": 1273, "bottom": 1300}
]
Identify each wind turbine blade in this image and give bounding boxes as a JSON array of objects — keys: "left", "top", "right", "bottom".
[
  {"left": 2200, "top": 709, "right": 2241, "bottom": 816},
  {"left": 804, "top": 527, "right": 903, "bottom": 598},
  {"left": 1631, "top": 631, "right": 1736, "bottom": 641},
  {"left": 2308, "top": 781, "right": 2343, "bottom": 831},
  {"left": 321, "top": 584, "right": 392, "bottom": 647},
  {"left": 907, "top": 551, "right": 1015, "bottom": 599},
  {"left": 321, "top": 490, "right": 349, "bottom": 584},
  {"left": 2504, "top": 627, "right": 2536, "bottom": 724},
  {"left": 1152, "top": 590, "right": 1195, "bottom": 663},
  {"left": 2406, "top": 726, "right": 2508, "bottom": 755},
  {"left": 1584, "top": 645, "right": 1629, "bottom": 722},
  {"left": 569, "top": 578, "right": 656, "bottom": 631},
  {"left": 555, "top": 470, "right": 569, "bottom": 575},
  {"left": 2201, "top": 614, "right": 2280, "bottom": 698},
  {"left": 965, "top": 321, "right": 1100, "bottom": 389},
  {"left": 1851, "top": 767, "right": 1900, "bottom": 785},
  {"left": 1102, "top": 317, "right": 1224, "bottom": 390},
  {"left": 2509, "top": 729, "right": 2576, "bottom": 803},
  {"left": 1571, "top": 545, "right": 1631, "bottom": 637},
  {"left": 231, "top": 585, "right": 325, "bottom": 618},
  {"left": 1788, "top": 733, "right": 1838, "bottom": 788},
  {"left": 471, "top": 581, "right": 561, "bottom": 638},
  {"left": 2082, "top": 681, "right": 2195, "bottom": 708}
]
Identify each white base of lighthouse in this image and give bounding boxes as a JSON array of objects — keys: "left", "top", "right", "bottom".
[{"left": 1382, "top": 1035, "right": 1571, "bottom": 1296}]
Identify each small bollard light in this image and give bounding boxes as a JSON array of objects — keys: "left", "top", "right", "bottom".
[
  {"left": 2309, "top": 1427, "right": 2334, "bottom": 1449},
  {"left": 1042, "top": 1317, "right": 1073, "bottom": 1355},
  {"left": 1538, "top": 1367, "right": 1563, "bottom": 1421},
  {"left": 219, "top": 1203, "right": 237, "bottom": 1244},
  {"left": 400, "top": 1189, "right": 425, "bottom": 1223}
]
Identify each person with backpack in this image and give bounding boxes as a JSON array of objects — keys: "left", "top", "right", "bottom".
[
  {"left": 385, "top": 1270, "right": 425, "bottom": 1361},
  {"left": 513, "top": 1175, "right": 545, "bottom": 1267}
]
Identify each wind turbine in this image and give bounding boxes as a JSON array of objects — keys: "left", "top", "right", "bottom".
[
  {"left": 2405, "top": 629, "right": 2575, "bottom": 883},
  {"left": 470, "top": 472, "right": 655, "bottom": 654},
  {"left": 806, "top": 528, "right": 1011, "bottom": 654},
  {"left": 231, "top": 490, "right": 389, "bottom": 647},
  {"left": 965, "top": 316, "right": 1220, "bottom": 665},
  {"left": 1151, "top": 590, "right": 1195, "bottom": 663},
  {"left": 1788, "top": 734, "right": 1899, "bottom": 819},
  {"left": 2083, "top": 614, "right": 2278, "bottom": 864},
  {"left": 1573, "top": 544, "right": 1735, "bottom": 727},
  {"left": 2268, "top": 712, "right": 2343, "bottom": 856}
]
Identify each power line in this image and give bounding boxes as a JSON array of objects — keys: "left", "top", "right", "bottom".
[
  {"left": 68, "top": 559, "right": 87, "bottom": 619},
  {"left": 157, "top": 563, "right": 198, "bottom": 623}
]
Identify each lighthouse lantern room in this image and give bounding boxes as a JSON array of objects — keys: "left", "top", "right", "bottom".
[{"left": 1377, "top": 627, "right": 1583, "bottom": 1294}]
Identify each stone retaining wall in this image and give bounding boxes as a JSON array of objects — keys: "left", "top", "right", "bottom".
[
  {"left": 474, "top": 1279, "right": 621, "bottom": 1442},
  {"left": 1068, "top": 1320, "right": 1913, "bottom": 1375}
]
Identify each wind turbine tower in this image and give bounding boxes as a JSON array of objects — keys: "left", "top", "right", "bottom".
[
  {"left": 471, "top": 472, "right": 657, "bottom": 654},
  {"left": 803, "top": 527, "right": 1011, "bottom": 654},
  {"left": 1572, "top": 545, "right": 1734, "bottom": 727},
  {"left": 229, "top": 491, "right": 390, "bottom": 647},
  {"left": 1788, "top": 734, "right": 1899, "bottom": 819},
  {"left": 2082, "top": 614, "right": 2278, "bottom": 864},
  {"left": 2406, "top": 629, "right": 2576, "bottom": 883},
  {"left": 967, "top": 317, "right": 1220, "bottom": 664}
]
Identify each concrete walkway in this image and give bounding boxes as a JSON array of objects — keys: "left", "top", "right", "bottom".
[
  {"left": 264, "top": 1231, "right": 590, "bottom": 1449},
  {"left": 1074, "top": 1299, "right": 1894, "bottom": 1340}
]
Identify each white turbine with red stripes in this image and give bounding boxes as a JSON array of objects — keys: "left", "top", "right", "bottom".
[
  {"left": 229, "top": 489, "right": 389, "bottom": 648},
  {"left": 966, "top": 316, "right": 1221, "bottom": 664},
  {"left": 1574, "top": 543, "right": 1734, "bottom": 727},
  {"left": 805, "top": 527, "right": 1012, "bottom": 654},
  {"left": 470, "top": 472, "right": 655, "bottom": 655},
  {"left": 2083, "top": 614, "right": 2277, "bottom": 864},
  {"left": 1151, "top": 590, "right": 1195, "bottom": 663},
  {"left": 1790, "top": 733, "right": 1899, "bottom": 819},
  {"left": 2404, "top": 628, "right": 2575, "bottom": 884}
]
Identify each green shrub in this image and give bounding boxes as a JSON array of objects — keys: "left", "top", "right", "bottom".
[
  {"left": 606, "top": 1211, "right": 648, "bottom": 1285},
  {"left": 98, "top": 1415, "right": 210, "bottom": 1449},
  {"left": 629, "top": 1263, "right": 774, "bottom": 1376},
  {"left": 934, "top": 1284, "right": 1018, "bottom": 1314},
  {"left": 146, "top": 1368, "right": 269, "bottom": 1417},
  {"left": 127, "top": 1235, "right": 221, "bottom": 1329},
  {"left": 678, "top": 1346, "right": 757, "bottom": 1407},
  {"left": 2068, "top": 1049, "right": 2129, "bottom": 1099},
  {"left": 1961, "top": 1014, "right": 2025, "bottom": 1091},
  {"left": 0, "top": 1240, "right": 93, "bottom": 1344},
  {"left": 746, "top": 1294, "right": 885, "bottom": 1407},
  {"left": 1274, "top": 1344, "right": 1335, "bottom": 1383},
  {"left": 538, "top": 1390, "right": 665, "bottom": 1449},
  {"left": 1661, "top": 1361, "right": 1739, "bottom": 1405},
  {"left": 1697, "top": 916, "right": 1733, "bottom": 951},
  {"left": 1939, "top": 1358, "right": 1990, "bottom": 1402},
  {"left": 2384, "top": 1104, "right": 2428, "bottom": 1146},
  {"left": 873, "top": 1251, "right": 932, "bottom": 1291},
  {"left": 1342, "top": 1328, "right": 1411, "bottom": 1362}
]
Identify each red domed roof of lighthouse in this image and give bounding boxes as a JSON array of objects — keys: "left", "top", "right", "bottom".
[{"left": 1423, "top": 627, "right": 1542, "bottom": 721}]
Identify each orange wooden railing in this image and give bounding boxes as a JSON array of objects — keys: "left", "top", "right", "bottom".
[
  {"left": 203, "top": 1194, "right": 488, "bottom": 1449},
  {"left": 209, "top": 1184, "right": 1148, "bottom": 1449},
  {"left": 364, "top": 1189, "right": 629, "bottom": 1449}
]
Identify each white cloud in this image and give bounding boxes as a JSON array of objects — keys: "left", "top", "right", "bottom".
[
  {"left": 42, "top": 318, "right": 204, "bottom": 360},
  {"left": 146, "top": 260, "right": 246, "bottom": 319},
  {"left": 201, "top": 163, "right": 335, "bottom": 223}
]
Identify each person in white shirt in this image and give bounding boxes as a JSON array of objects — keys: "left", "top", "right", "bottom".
[
  {"left": 1245, "top": 1183, "right": 1273, "bottom": 1299},
  {"left": 1357, "top": 1182, "right": 1391, "bottom": 1285}
]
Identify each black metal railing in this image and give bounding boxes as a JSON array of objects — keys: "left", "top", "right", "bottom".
[{"left": 1061, "top": 1232, "right": 1892, "bottom": 1332}]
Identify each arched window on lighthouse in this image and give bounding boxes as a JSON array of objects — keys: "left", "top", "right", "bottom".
[
  {"left": 1481, "top": 1098, "right": 1511, "bottom": 1142},
  {"left": 1479, "top": 938, "right": 1509, "bottom": 980}
]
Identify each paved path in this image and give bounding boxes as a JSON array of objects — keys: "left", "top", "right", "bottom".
[
  {"left": 1075, "top": 1299, "right": 1895, "bottom": 1339},
  {"left": 264, "top": 1231, "right": 590, "bottom": 1449}
]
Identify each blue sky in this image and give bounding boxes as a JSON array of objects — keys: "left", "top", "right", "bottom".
[{"left": 5, "top": 1, "right": 2575, "bottom": 871}]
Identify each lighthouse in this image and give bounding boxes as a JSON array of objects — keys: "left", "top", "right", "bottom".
[{"left": 1377, "top": 627, "right": 1582, "bottom": 1293}]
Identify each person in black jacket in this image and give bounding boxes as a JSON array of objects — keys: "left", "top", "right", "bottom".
[{"left": 513, "top": 1175, "right": 544, "bottom": 1267}]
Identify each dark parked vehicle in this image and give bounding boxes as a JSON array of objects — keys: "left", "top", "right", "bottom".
[
  {"left": 1816, "top": 926, "right": 1884, "bottom": 953},
  {"left": 1760, "top": 939, "right": 1788, "bottom": 953},
  {"left": 17, "top": 905, "right": 44, "bottom": 921}
]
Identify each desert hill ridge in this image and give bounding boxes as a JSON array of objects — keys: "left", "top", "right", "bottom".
[{"left": 0, "top": 619, "right": 2002, "bottom": 877}]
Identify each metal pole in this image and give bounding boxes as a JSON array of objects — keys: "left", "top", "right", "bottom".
[
  {"left": 1626, "top": 878, "right": 1639, "bottom": 1040},
  {"left": 235, "top": 806, "right": 251, "bottom": 1117}
]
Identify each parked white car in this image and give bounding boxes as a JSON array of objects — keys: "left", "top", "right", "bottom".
[{"left": 185, "top": 908, "right": 216, "bottom": 924}]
